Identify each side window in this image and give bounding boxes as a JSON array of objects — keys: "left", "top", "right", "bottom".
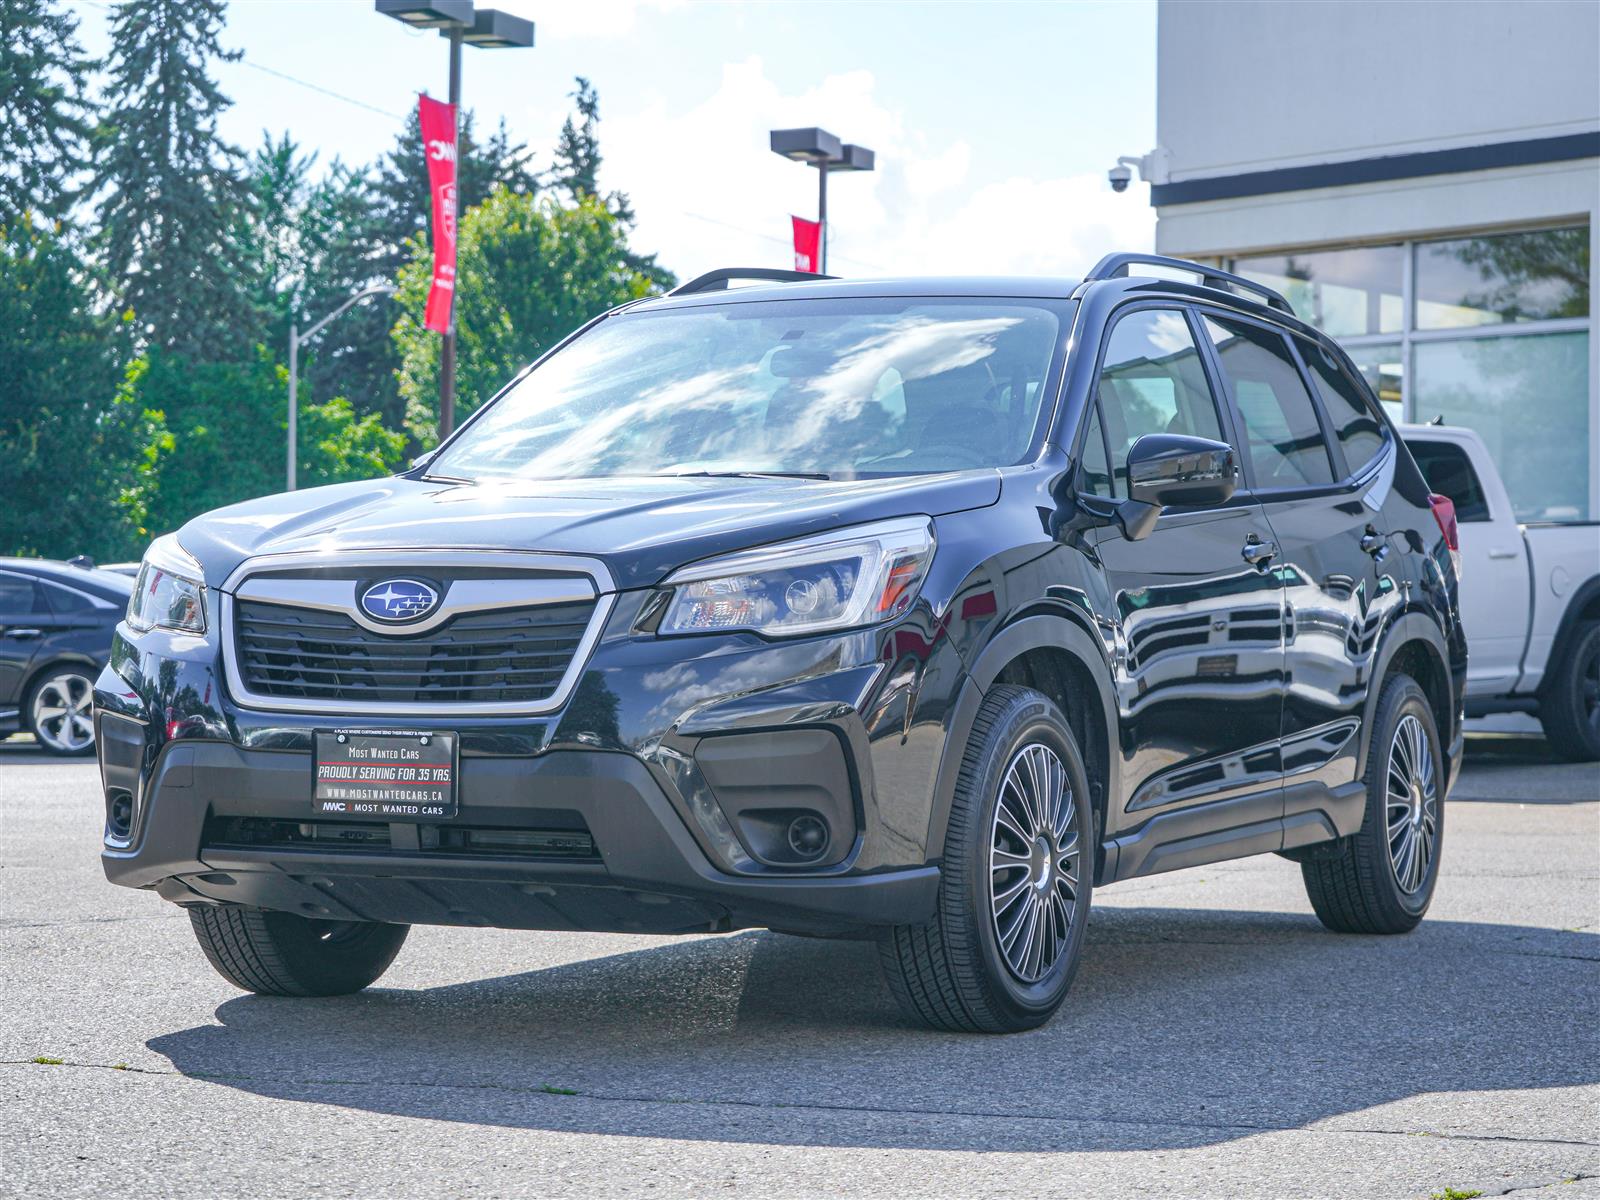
[
  {"left": 1097, "top": 308, "right": 1226, "bottom": 497},
  {"left": 1203, "top": 316, "right": 1336, "bottom": 489},
  {"left": 42, "top": 581, "right": 106, "bottom": 614},
  {"left": 1297, "top": 336, "right": 1387, "bottom": 474},
  {"left": 1078, "top": 401, "right": 1114, "bottom": 497},
  {"left": 1407, "top": 440, "right": 1493, "bottom": 522},
  {"left": 0, "top": 573, "right": 43, "bottom": 615}
]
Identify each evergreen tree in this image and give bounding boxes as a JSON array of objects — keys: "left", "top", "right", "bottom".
[
  {"left": 91, "top": 0, "right": 253, "bottom": 358},
  {"left": 0, "top": 0, "right": 94, "bottom": 228},
  {"left": 549, "top": 76, "right": 633, "bottom": 223}
]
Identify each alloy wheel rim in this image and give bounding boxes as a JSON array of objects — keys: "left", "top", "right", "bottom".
[
  {"left": 1385, "top": 713, "right": 1438, "bottom": 895},
  {"left": 32, "top": 673, "right": 95, "bottom": 753},
  {"left": 989, "top": 741, "right": 1081, "bottom": 983}
]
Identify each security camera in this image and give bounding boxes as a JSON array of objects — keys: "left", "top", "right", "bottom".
[{"left": 1107, "top": 163, "right": 1133, "bottom": 193}]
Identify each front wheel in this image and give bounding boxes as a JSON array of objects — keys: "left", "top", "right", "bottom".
[
  {"left": 878, "top": 685, "right": 1094, "bottom": 1033},
  {"left": 188, "top": 906, "right": 409, "bottom": 996}
]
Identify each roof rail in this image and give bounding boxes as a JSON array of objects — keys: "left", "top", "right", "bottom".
[
  {"left": 1084, "top": 252, "right": 1295, "bottom": 316},
  {"left": 670, "top": 267, "right": 836, "bottom": 297}
]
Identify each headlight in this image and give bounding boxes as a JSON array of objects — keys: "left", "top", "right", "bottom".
[
  {"left": 659, "top": 517, "right": 935, "bottom": 638},
  {"left": 128, "top": 534, "right": 207, "bottom": 634}
]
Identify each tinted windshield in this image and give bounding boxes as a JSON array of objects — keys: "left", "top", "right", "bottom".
[{"left": 430, "top": 297, "right": 1067, "bottom": 481}]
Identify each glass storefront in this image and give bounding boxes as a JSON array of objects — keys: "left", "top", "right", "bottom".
[{"left": 1233, "top": 224, "right": 1593, "bottom": 521}]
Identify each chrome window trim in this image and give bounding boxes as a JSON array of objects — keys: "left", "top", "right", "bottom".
[{"left": 219, "top": 549, "right": 616, "bottom": 718}]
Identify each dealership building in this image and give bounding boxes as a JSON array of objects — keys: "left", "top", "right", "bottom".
[{"left": 1140, "top": 0, "right": 1598, "bottom": 524}]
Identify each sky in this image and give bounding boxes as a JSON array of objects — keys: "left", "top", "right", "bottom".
[{"left": 66, "top": 0, "right": 1158, "bottom": 280}]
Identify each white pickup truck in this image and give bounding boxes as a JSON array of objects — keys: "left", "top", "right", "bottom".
[{"left": 1401, "top": 423, "right": 1600, "bottom": 760}]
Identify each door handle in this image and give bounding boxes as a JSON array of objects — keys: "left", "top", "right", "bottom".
[
  {"left": 1241, "top": 539, "right": 1277, "bottom": 567},
  {"left": 3, "top": 628, "right": 43, "bottom": 640},
  {"left": 1487, "top": 548, "right": 1519, "bottom": 560}
]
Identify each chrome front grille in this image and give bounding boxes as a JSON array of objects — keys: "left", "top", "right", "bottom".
[
  {"left": 235, "top": 597, "right": 597, "bottom": 705},
  {"left": 218, "top": 550, "right": 615, "bottom": 716}
]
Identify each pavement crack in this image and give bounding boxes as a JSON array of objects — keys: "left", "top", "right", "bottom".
[{"left": 6, "top": 1059, "right": 1597, "bottom": 1151}]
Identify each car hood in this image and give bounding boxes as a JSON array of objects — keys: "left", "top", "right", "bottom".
[{"left": 178, "top": 471, "right": 1001, "bottom": 591}]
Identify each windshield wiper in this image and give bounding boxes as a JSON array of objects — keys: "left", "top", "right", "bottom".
[
  {"left": 668, "top": 470, "right": 831, "bottom": 481},
  {"left": 420, "top": 472, "right": 476, "bottom": 485}
]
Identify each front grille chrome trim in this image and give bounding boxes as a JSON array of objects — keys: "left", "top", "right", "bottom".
[{"left": 219, "top": 549, "right": 616, "bottom": 717}]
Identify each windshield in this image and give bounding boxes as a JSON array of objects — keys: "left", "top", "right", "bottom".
[{"left": 429, "top": 297, "right": 1068, "bottom": 481}]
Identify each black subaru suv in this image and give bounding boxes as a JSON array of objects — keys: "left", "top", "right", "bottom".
[{"left": 97, "top": 255, "right": 1465, "bottom": 1033}]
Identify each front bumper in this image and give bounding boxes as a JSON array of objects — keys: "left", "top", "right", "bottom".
[
  {"left": 94, "top": 583, "right": 969, "bottom": 936},
  {"left": 98, "top": 732, "right": 938, "bottom": 935}
]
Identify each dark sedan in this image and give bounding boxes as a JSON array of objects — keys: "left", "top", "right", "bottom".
[{"left": 0, "top": 559, "right": 132, "bottom": 755}]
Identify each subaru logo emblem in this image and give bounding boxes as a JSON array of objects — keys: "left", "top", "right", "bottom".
[{"left": 359, "top": 578, "right": 439, "bottom": 623}]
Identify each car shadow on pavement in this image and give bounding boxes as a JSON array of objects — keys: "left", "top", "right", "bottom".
[{"left": 146, "top": 905, "right": 1599, "bottom": 1152}]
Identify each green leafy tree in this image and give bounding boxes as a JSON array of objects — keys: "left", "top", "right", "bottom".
[
  {"left": 124, "top": 348, "right": 408, "bottom": 535},
  {"left": 91, "top": 0, "right": 253, "bottom": 357},
  {"left": 0, "top": 0, "right": 94, "bottom": 228},
  {"left": 393, "top": 191, "right": 662, "bottom": 446},
  {"left": 0, "top": 222, "right": 148, "bottom": 560}
]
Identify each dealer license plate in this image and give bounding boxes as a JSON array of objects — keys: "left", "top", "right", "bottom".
[{"left": 313, "top": 729, "right": 458, "bottom": 821}]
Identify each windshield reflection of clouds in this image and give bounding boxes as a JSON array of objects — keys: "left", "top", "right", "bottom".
[{"left": 433, "top": 303, "right": 1061, "bottom": 481}]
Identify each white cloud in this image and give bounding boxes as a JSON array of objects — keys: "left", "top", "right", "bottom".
[{"left": 596, "top": 56, "right": 1154, "bottom": 281}]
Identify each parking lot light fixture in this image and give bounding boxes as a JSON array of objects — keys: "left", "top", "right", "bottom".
[
  {"left": 769, "top": 127, "right": 875, "bottom": 274},
  {"left": 460, "top": 9, "right": 534, "bottom": 48},
  {"left": 374, "top": 0, "right": 474, "bottom": 27}
]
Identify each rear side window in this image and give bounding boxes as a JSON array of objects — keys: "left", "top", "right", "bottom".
[
  {"left": 1297, "top": 337, "right": 1387, "bottom": 474},
  {"left": 1096, "top": 308, "right": 1227, "bottom": 496},
  {"left": 41, "top": 581, "right": 108, "bottom": 613},
  {"left": 1203, "top": 316, "right": 1336, "bottom": 489},
  {"left": 0, "top": 573, "right": 43, "bottom": 615},
  {"left": 1407, "top": 439, "right": 1492, "bottom": 522}
]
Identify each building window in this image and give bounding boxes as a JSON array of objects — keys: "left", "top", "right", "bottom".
[
  {"left": 1232, "top": 222, "right": 1592, "bottom": 521},
  {"left": 1231, "top": 245, "right": 1404, "bottom": 338}
]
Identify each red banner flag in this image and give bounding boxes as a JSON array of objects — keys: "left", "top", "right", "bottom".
[
  {"left": 419, "top": 94, "right": 458, "bottom": 334},
  {"left": 791, "top": 215, "right": 821, "bottom": 274}
]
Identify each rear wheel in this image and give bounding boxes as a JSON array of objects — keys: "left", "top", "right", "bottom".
[
  {"left": 878, "top": 685, "right": 1093, "bottom": 1033},
  {"left": 188, "top": 906, "right": 408, "bottom": 996},
  {"left": 1540, "top": 621, "right": 1600, "bottom": 762},
  {"left": 1302, "top": 673, "right": 1444, "bottom": 934},
  {"left": 26, "top": 667, "right": 96, "bottom": 756}
]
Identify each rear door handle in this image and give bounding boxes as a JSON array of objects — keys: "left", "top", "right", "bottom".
[
  {"left": 1487, "top": 548, "right": 1520, "bottom": 560},
  {"left": 1242, "top": 540, "right": 1277, "bottom": 566},
  {"left": 3, "top": 628, "right": 42, "bottom": 640}
]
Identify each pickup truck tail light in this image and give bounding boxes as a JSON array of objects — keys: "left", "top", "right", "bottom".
[{"left": 1428, "top": 493, "right": 1461, "bottom": 579}]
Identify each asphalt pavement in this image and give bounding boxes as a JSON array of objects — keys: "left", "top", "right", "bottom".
[{"left": 1, "top": 733, "right": 1596, "bottom": 1199}]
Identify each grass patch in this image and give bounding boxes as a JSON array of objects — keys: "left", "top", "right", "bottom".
[
  {"left": 30, "top": 1056, "right": 64, "bottom": 1066},
  {"left": 1430, "top": 1189, "right": 1483, "bottom": 1200},
  {"left": 539, "top": 1084, "right": 579, "bottom": 1096},
  {"left": 112, "top": 1062, "right": 129, "bottom": 1071}
]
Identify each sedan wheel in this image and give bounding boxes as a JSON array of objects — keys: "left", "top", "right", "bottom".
[{"left": 29, "top": 670, "right": 96, "bottom": 755}]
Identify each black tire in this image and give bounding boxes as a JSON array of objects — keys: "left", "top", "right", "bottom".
[
  {"left": 1540, "top": 621, "right": 1600, "bottom": 762},
  {"left": 1303, "top": 673, "right": 1444, "bottom": 934},
  {"left": 188, "top": 906, "right": 408, "bottom": 996},
  {"left": 24, "top": 666, "right": 97, "bottom": 757},
  {"left": 878, "top": 685, "right": 1094, "bottom": 1033}
]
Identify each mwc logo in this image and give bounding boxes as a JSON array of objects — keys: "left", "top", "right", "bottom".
[{"left": 427, "top": 138, "right": 457, "bottom": 164}]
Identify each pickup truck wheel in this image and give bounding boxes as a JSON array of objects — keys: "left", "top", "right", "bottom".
[
  {"left": 188, "top": 906, "right": 409, "bottom": 996},
  {"left": 878, "top": 685, "right": 1093, "bottom": 1033},
  {"left": 1540, "top": 621, "right": 1600, "bottom": 762},
  {"left": 1302, "top": 674, "right": 1443, "bottom": 934}
]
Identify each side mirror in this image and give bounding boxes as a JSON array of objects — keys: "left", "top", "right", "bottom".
[{"left": 1126, "top": 434, "right": 1237, "bottom": 510}]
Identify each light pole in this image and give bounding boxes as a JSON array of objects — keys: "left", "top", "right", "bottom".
[
  {"left": 769, "top": 128, "right": 875, "bottom": 274},
  {"left": 287, "top": 284, "right": 396, "bottom": 491},
  {"left": 375, "top": 1, "right": 534, "bottom": 439}
]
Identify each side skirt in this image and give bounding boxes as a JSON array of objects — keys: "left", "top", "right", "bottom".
[{"left": 1101, "top": 780, "right": 1367, "bottom": 884}]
